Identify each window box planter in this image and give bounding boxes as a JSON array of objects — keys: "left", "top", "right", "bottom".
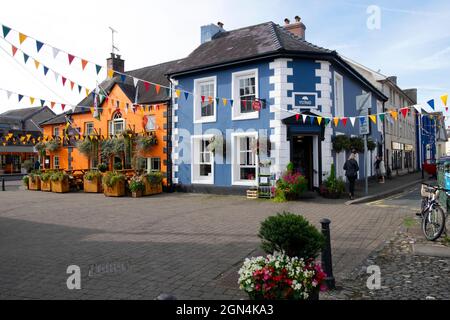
[
  {"left": 103, "top": 180, "right": 125, "bottom": 197},
  {"left": 51, "top": 179, "right": 69, "bottom": 193},
  {"left": 142, "top": 173, "right": 163, "bottom": 196},
  {"left": 84, "top": 176, "right": 103, "bottom": 193},
  {"left": 28, "top": 176, "right": 41, "bottom": 191},
  {"left": 41, "top": 180, "right": 52, "bottom": 192}
]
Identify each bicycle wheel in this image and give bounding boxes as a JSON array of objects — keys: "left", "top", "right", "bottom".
[{"left": 422, "top": 204, "right": 446, "bottom": 241}]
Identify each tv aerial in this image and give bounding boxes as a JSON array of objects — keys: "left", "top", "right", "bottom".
[{"left": 109, "top": 26, "right": 119, "bottom": 54}]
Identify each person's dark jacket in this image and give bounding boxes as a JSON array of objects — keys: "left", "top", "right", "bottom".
[{"left": 344, "top": 159, "right": 359, "bottom": 178}]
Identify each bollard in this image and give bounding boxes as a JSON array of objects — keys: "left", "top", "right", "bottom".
[
  {"left": 1, "top": 178, "right": 5, "bottom": 192},
  {"left": 156, "top": 293, "right": 177, "bottom": 300},
  {"left": 320, "top": 218, "right": 335, "bottom": 290}
]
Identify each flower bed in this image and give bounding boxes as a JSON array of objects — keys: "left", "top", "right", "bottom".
[
  {"left": 274, "top": 167, "right": 308, "bottom": 202},
  {"left": 238, "top": 253, "right": 327, "bottom": 300}
]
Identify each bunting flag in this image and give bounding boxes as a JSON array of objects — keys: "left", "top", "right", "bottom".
[
  {"left": 342, "top": 117, "right": 348, "bottom": 127},
  {"left": 155, "top": 85, "right": 161, "bottom": 94},
  {"left": 325, "top": 118, "right": 331, "bottom": 127},
  {"left": 441, "top": 95, "right": 448, "bottom": 107},
  {"left": 34, "top": 59, "right": 40, "bottom": 69},
  {"left": 52, "top": 47, "right": 60, "bottom": 59},
  {"left": 296, "top": 114, "right": 300, "bottom": 122},
  {"left": 144, "top": 82, "right": 150, "bottom": 92},
  {"left": 349, "top": 117, "right": 356, "bottom": 127},
  {"left": 2, "top": 25, "right": 11, "bottom": 38},
  {"left": 18, "top": 32, "right": 27, "bottom": 44},
  {"left": 390, "top": 111, "right": 398, "bottom": 121},
  {"left": 302, "top": 114, "right": 308, "bottom": 123},
  {"left": 120, "top": 74, "right": 126, "bottom": 82},
  {"left": 215, "top": 97, "right": 220, "bottom": 106},
  {"left": 175, "top": 89, "right": 181, "bottom": 98},
  {"left": 36, "top": 40, "right": 44, "bottom": 53},
  {"left": 400, "top": 108, "right": 409, "bottom": 118},
  {"left": 428, "top": 100, "right": 435, "bottom": 110},
  {"left": 68, "top": 54, "right": 75, "bottom": 65},
  {"left": 185, "top": 92, "right": 190, "bottom": 100},
  {"left": 133, "top": 78, "right": 139, "bottom": 88},
  {"left": 18, "top": 94, "right": 24, "bottom": 102},
  {"left": 317, "top": 117, "right": 323, "bottom": 125},
  {"left": 61, "top": 76, "right": 67, "bottom": 86},
  {"left": 81, "top": 59, "right": 88, "bottom": 70},
  {"left": 369, "top": 115, "right": 377, "bottom": 124},
  {"left": 11, "top": 45, "right": 18, "bottom": 56},
  {"left": 29, "top": 97, "right": 35, "bottom": 105},
  {"left": 43, "top": 66, "right": 49, "bottom": 76},
  {"left": 379, "top": 114, "right": 385, "bottom": 123},
  {"left": 23, "top": 53, "right": 29, "bottom": 64},
  {"left": 95, "top": 65, "right": 102, "bottom": 75},
  {"left": 230, "top": 99, "right": 234, "bottom": 107},
  {"left": 222, "top": 98, "right": 228, "bottom": 106},
  {"left": 333, "top": 117, "right": 339, "bottom": 127},
  {"left": 107, "top": 69, "right": 115, "bottom": 79}
]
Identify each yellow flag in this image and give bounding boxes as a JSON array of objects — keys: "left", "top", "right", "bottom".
[
  {"left": 391, "top": 111, "right": 398, "bottom": 121},
  {"left": 34, "top": 60, "right": 40, "bottom": 69},
  {"left": 317, "top": 117, "right": 323, "bottom": 125},
  {"left": 30, "top": 97, "right": 35, "bottom": 105},
  {"left": 85, "top": 89, "right": 90, "bottom": 97},
  {"left": 334, "top": 117, "right": 339, "bottom": 127},
  {"left": 90, "top": 107, "right": 95, "bottom": 115},
  {"left": 369, "top": 115, "right": 377, "bottom": 124},
  {"left": 222, "top": 98, "right": 228, "bottom": 106},
  {"left": 107, "top": 69, "right": 114, "bottom": 79},
  {"left": 441, "top": 95, "right": 448, "bottom": 106},
  {"left": 19, "top": 33, "right": 27, "bottom": 44},
  {"left": 175, "top": 89, "right": 181, "bottom": 98}
]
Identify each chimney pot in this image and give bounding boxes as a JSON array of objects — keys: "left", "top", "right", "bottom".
[
  {"left": 295, "top": 16, "right": 301, "bottom": 22},
  {"left": 283, "top": 17, "right": 306, "bottom": 40},
  {"left": 217, "top": 22, "right": 224, "bottom": 29},
  {"left": 284, "top": 18, "right": 290, "bottom": 25}
]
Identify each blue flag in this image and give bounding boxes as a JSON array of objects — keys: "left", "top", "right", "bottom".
[
  {"left": 2, "top": 25, "right": 11, "bottom": 38},
  {"left": 43, "top": 66, "right": 49, "bottom": 76},
  {"left": 184, "top": 92, "right": 189, "bottom": 100},
  {"left": 428, "top": 99, "right": 435, "bottom": 110},
  {"left": 36, "top": 40, "right": 44, "bottom": 53},
  {"left": 23, "top": 53, "right": 29, "bottom": 64}
]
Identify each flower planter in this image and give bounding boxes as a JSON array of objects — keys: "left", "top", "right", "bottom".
[
  {"left": 103, "top": 181, "right": 125, "bottom": 197},
  {"left": 143, "top": 180, "right": 163, "bottom": 196},
  {"left": 132, "top": 190, "right": 143, "bottom": 198},
  {"left": 41, "top": 180, "right": 52, "bottom": 192},
  {"left": 84, "top": 177, "right": 103, "bottom": 193},
  {"left": 51, "top": 179, "right": 70, "bottom": 193},
  {"left": 28, "top": 177, "right": 41, "bottom": 191}
]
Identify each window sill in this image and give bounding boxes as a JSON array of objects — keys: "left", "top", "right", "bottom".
[
  {"left": 192, "top": 180, "right": 214, "bottom": 185},
  {"left": 232, "top": 112, "right": 259, "bottom": 121},
  {"left": 194, "top": 117, "right": 217, "bottom": 124},
  {"left": 232, "top": 180, "right": 258, "bottom": 187}
]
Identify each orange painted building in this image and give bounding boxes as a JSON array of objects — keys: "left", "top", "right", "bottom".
[{"left": 40, "top": 55, "right": 179, "bottom": 187}]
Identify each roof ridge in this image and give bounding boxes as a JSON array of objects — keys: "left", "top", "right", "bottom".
[
  {"left": 269, "top": 22, "right": 283, "bottom": 51},
  {"left": 213, "top": 21, "right": 275, "bottom": 38},
  {"left": 274, "top": 23, "right": 333, "bottom": 53}
]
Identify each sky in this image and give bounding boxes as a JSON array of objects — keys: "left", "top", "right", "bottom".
[{"left": 0, "top": 0, "right": 449, "bottom": 120}]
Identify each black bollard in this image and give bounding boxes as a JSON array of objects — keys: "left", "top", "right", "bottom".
[
  {"left": 320, "top": 218, "right": 335, "bottom": 290},
  {"left": 1, "top": 178, "right": 5, "bottom": 191}
]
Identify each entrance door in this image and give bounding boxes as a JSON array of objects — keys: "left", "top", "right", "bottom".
[{"left": 291, "top": 136, "right": 314, "bottom": 190}]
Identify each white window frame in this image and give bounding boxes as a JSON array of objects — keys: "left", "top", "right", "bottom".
[
  {"left": 232, "top": 69, "right": 259, "bottom": 121},
  {"left": 231, "top": 132, "right": 259, "bottom": 186},
  {"left": 191, "top": 134, "right": 215, "bottom": 185},
  {"left": 334, "top": 72, "right": 344, "bottom": 117},
  {"left": 109, "top": 112, "right": 126, "bottom": 136},
  {"left": 193, "top": 76, "right": 217, "bottom": 124},
  {"left": 145, "top": 115, "right": 156, "bottom": 132},
  {"left": 53, "top": 126, "right": 60, "bottom": 137},
  {"left": 85, "top": 122, "right": 94, "bottom": 136},
  {"left": 146, "top": 157, "right": 161, "bottom": 173},
  {"left": 53, "top": 156, "right": 60, "bottom": 169}
]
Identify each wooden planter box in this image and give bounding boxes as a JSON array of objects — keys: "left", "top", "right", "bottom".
[
  {"left": 28, "top": 177, "right": 41, "bottom": 191},
  {"left": 143, "top": 180, "right": 163, "bottom": 196},
  {"left": 84, "top": 177, "right": 103, "bottom": 193},
  {"left": 103, "top": 181, "right": 125, "bottom": 197},
  {"left": 51, "top": 179, "right": 70, "bottom": 193},
  {"left": 41, "top": 180, "right": 52, "bottom": 192},
  {"left": 132, "top": 190, "right": 143, "bottom": 198}
]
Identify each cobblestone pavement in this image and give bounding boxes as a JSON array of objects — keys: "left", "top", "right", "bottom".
[
  {"left": 0, "top": 188, "right": 408, "bottom": 300},
  {"left": 323, "top": 185, "right": 450, "bottom": 300}
]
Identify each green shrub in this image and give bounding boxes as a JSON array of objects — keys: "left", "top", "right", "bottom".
[
  {"left": 113, "top": 162, "right": 123, "bottom": 171},
  {"left": 320, "top": 164, "right": 345, "bottom": 197},
  {"left": 22, "top": 175, "right": 29, "bottom": 186},
  {"left": 84, "top": 170, "right": 102, "bottom": 181},
  {"left": 145, "top": 172, "right": 163, "bottom": 185},
  {"left": 102, "top": 172, "right": 125, "bottom": 188},
  {"left": 35, "top": 142, "right": 47, "bottom": 157},
  {"left": 40, "top": 171, "right": 53, "bottom": 182},
  {"left": 46, "top": 140, "right": 61, "bottom": 152},
  {"left": 136, "top": 135, "right": 157, "bottom": 153},
  {"left": 50, "top": 171, "right": 68, "bottom": 182},
  {"left": 274, "top": 164, "right": 308, "bottom": 202},
  {"left": 258, "top": 212, "right": 325, "bottom": 260},
  {"left": 29, "top": 170, "right": 41, "bottom": 183},
  {"left": 129, "top": 176, "right": 145, "bottom": 192},
  {"left": 76, "top": 139, "right": 94, "bottom": 158}
]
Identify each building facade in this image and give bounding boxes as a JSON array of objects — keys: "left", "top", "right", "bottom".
[{"left": 168, "top": 20, "right": 387, "bottom": 193}]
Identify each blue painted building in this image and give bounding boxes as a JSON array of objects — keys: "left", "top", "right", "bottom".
[{"left": 168, "top": 20, "right": 388, "bottom": 193}]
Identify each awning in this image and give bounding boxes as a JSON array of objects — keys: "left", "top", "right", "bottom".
[
  {"left": 0, "top": 146, "right": 36, "bottom": 153},
  {"left": 282, "top": 111, "right": 326, "bottom": 140}
]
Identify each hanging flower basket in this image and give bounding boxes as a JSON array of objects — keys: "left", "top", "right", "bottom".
[{"left": 207, "top": 135, "right": 224, "bottom": 154}]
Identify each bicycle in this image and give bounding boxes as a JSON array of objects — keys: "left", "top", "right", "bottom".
[{"left": 420, "top": 183, "right": 448, "bottom": 241}]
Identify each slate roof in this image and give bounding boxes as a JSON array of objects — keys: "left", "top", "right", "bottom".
[
  {"left": 0, "top": 106, "right": 55, "bottom": 131},
  {"left": 168, "top": 21, "right": 333, "bottom": 76}
]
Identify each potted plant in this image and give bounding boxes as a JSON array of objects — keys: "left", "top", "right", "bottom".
[
  {"left": 142, "top": 172, "right": 163, "bottom": 196},
  {"left": 102, "top": 171, "right": 126, "bottom": 197},
  {"left": 206, "top": 134, "right": 223, "bottom": 154},
  {"left": 46, "top": 140, "right": 61, "bottom": 152},
  {"left": 129, "top": 176, "right": 145, "bottom": 198},
  {"left": 84, "top": 170, "right": 103, "bottom": 193},
  {"left": 22, "top": 175, "right": 30, "bottom": 190},
  {"left": 50, "top": 171, "right": 70, "bottom": 193},
  {"left": 319, "top": 164, "right": 346, "bottom": 199},
  {"left": 28, "top": 171, "right": 41, "bottom": 191},
  {"left": 238, "top": 253, "right": 327, "bottom": 300},
  {"left": 135, "top": 135, "right": 158, "bottom": 155},
  {"left": 274, "top": 163, "right": 308, "bottom": 202},
  {"left": 40, "top": 171, "right": 53, "bottom": 192},
  {"left": 97, "top": 163, "right": 108, "bottom": 173}
]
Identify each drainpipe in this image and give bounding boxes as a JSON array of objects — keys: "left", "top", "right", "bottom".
[{"left": 166, "top": 76, "right": 174, "bottom": 193}]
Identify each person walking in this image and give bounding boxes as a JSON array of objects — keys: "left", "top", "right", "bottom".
[
  {"left": 376, "top": 156, "right": 386, "bottom": 184},
  {"left": 344, "top": 153, "right": 359, "bottom": 200}
]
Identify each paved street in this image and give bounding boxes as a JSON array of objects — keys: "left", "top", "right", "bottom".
[{"left": 0, "top": 187, "right": 408, "bottom": 300}]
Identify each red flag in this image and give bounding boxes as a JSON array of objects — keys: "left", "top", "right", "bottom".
[
  {"left": 401, "top": 108, "right": 409, "bottom": 118},
  {"left": 144, "top": 82, "right": 150, "bottom": 91},
  {"left": 81, "top": 59, "right": 88, "bottom": 70},
  {"left": 50, "top": 102, "right": 55, "bottom": 109},
  {"left": 296, "top": 114, "right": 300, "bottom": 122},
  {"left": 70, "top": 81, "right": 75, "bottom": 90},
  {"left": 155, "top": 85, "right": 161, "bottom": 94},
  {"left": 68, "top": 54, "right": 75, "bottom": 65},
  {"left": 342, "top": 117, "right": 348, "bottom": 127},
  {"left": 201, "top": 96, "right": 205, "bottom": 103},
  {"left": 12, "top": 45, "right": 18, "bottom": 56},
  {"left": 62, "top": 77, "right": 67, "bottom": 86},
  {"left": 61, "top": 104, "right": 66, "bottom": 111}
]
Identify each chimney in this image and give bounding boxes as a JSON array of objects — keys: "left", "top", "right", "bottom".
[
  {"left": 283, "top": 16, "right": 306, "bottom": 40},
  {"left": 387, "top": 76, "right": 398, "bottom": 85},
  {"left": 107, "top": 53, "right": 125, "bottom": 73},
  {"left": 201, "top": 22, "right": 225, "bottom": 44},
  {"left": 403, "top": 88, "right": 418, "bottom": 104}
]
